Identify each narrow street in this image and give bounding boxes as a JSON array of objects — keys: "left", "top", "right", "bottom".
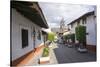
[
  {"left": 18, "top": 41, "right": 96, "bottom": 66},
  {"left": 53, "top": 43, "right": 96, "bottom": 64},
  {"left": 10, "top": 1, "right": 97, "bottom": 66}
]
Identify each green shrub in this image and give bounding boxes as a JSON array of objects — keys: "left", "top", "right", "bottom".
[
  {"left": 64, "top": 34, "right": 75, "bottom": 43},
  {"left": 64, "top": 35, "right": 68, "bottom": 40},
  {"left": 70, "top": 34, "right": 75, "bottom": 43},
  {"left": 48, "top": 32, "right": 55, "bottom": 41},
  {"left": 42, "top": 47, "right": 49, "bottom": 57},
  {"left": 75, "top": 25, "right": 86, "bottom": 44}
]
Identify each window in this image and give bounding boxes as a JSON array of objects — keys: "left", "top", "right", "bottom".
[
  {"left": 37, "top": 31, "right": 41, "bottom": 40},
  {"left": 71, "top": 24, "right": 73, "bottom": 28},
  {"left": 21, "top": 29, "right": 28, "bottom": 48},
  {"left": 82, "top": 19, "right": 84, "bottom": 24},
  {"left": 82, "top": 17, "right": 86, "bottom": 24},
  {"left": 77, "top": 20, "right": 80, "bottom": 25},
  {"left": 84, "top": 18, "right": 87, "bottom": 24}
]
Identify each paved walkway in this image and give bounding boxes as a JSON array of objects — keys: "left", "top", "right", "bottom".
[
  {"left": 53, "top": 43, "right": 96, "bottom": 64},
  {"left": 25, "top": 42, "right": 58, "bottom": 66},
  {"left": 49, "top": 42, "right": 58, "bottom": 64},
  {"left": 22, "top": 46, "right": 44, "bottom": 66}
]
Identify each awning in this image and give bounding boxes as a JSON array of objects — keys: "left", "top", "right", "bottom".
[
  {"left": 11, "top": 1, "right": 48, "bottom": 28},
  {"left": 63, "top": 31, "right": 70, "bottom": 36}
]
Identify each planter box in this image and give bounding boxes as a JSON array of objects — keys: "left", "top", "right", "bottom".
[
  {"left": 77, "top": 47, "right": 87, "bottom": 52},
  {"left": 39, "top": 47, "right": 50, "bottom": 64},
  {"left": 39, "top": 56, "right": 50, "bottom": 64}
]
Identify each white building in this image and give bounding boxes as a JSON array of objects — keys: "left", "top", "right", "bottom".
[
  {"left": 68, "top": 11, "right": 96, "bottom": 52},
  {"left": 11, "top": 1, "right": 48, "bottom": 66}
]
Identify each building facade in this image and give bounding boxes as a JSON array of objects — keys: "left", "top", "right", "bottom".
[
  {"left": 11, "top": 1, "right": 48, "bottom": 66},
  {"left": 67, "top": 11, "right": 96, "bottom": 52}
]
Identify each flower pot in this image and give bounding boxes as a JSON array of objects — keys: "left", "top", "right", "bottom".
[
  {"left": 77, "top": 47, "right": 87, "bottom": 52},
  {"left": 39, "top": 56, "right": 50, "bottom": 64},
  {"left": 39, "top": 47, "right": 50, "bottom": 64}
]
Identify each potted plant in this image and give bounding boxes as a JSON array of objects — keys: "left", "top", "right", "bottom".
[
  {"left": 39, "top": 47, "right": 50, "bottom": 64},
  {"left": 75, "top": 25, "right": 87, "bottom": 52}
]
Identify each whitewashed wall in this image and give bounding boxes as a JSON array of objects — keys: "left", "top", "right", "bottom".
[
  {"left": 35, "top": 27, "right": 44, "bottom": 48},
  {"left": 86, "top": 15, "right": 96, "bottom": 46},
  {"left": 70, "top": 22, "right": 77, "bottom": 43},
  {"left": 71, "top": 22, "right": 77, "bottom": 33},
  {"left": 69, "top": 14, "right": 96, "bottom": 46},
  {"left": 11, "top": 8, "right": 43, "bottom": 61}
]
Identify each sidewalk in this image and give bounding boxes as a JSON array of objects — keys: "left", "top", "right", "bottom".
[
  {"left": 22, "top": 42, "right": 58, "bottom": 66},
  {"left": 49, "top": 42, "right": 58, "bottom": 64},
  {"left": 16, "top": 45, "right": 44, "bottom": 66}
]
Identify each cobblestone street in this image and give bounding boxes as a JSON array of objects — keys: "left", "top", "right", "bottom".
[{"left": 53, "top": 43, "right": 96, "bottom": 64}]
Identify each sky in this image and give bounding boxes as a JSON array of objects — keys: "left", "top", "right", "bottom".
[{"left": 39, "top": 2, "right": 95, "bottom": 28}]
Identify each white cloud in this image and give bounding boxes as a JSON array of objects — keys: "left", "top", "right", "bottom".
[{"left": 39, "top": 2, "right": 95, "bottom": 28}]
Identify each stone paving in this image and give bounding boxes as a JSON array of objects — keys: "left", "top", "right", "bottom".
[
  {"left": 25, "top": 42, "right": 58, "bottom": 66},
  {"left": 25, "top": 47, "right": 44, "bottom": 66},
  {"left": 53, "top": 43, "right": 96, "bottom": 64},
  {"left": 49, "top": 42, "right": 58, "bottom": 64}
]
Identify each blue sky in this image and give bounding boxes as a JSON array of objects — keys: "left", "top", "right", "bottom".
[{"left": 39, "top": 2, "right": 95, "bottom": 28}]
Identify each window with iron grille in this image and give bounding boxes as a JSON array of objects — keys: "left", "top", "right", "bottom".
[{"left": 21, "top": 29, "right": 28, "bottom": 48}]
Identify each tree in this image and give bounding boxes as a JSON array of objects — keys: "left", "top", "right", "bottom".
[
  {"left": 70, "top": 34, "right": 75, "bottom": 43},
  {"left": 64, "top": 34, "right": 75, "bottom": 41},
  {"left": 48, "top": 32, "right": 55, "bottom": 42},
  {"left": 75, "top": 25, "right": 86, "bottom": 47}
]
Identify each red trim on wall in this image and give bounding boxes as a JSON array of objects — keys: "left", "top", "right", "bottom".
[
  {"left": 86, "top": 45, "right": 96, "bottom": 53},
  {"left": 11, "top": 44, "right": 44, "bottom": 66}
]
